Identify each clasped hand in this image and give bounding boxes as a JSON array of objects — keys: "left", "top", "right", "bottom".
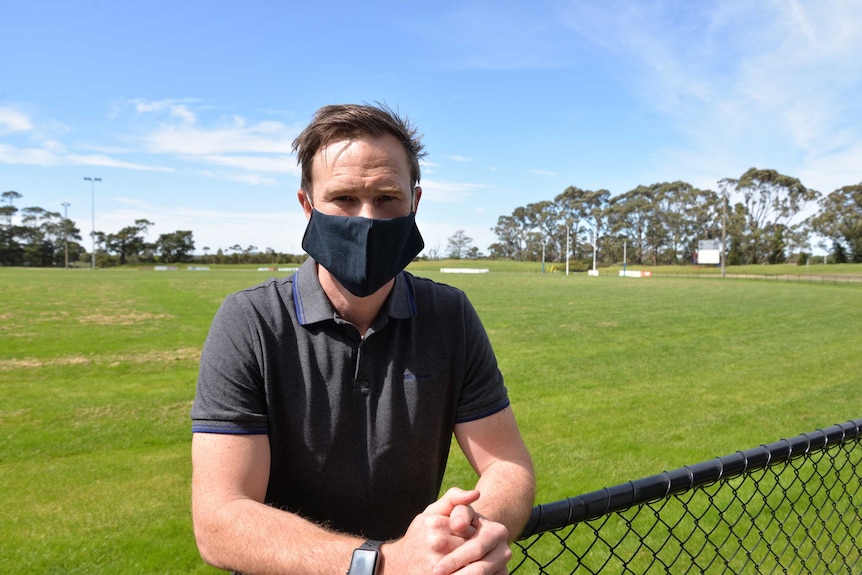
[{"left": 384, "top": 488, "right": 511, "bottom": 575}]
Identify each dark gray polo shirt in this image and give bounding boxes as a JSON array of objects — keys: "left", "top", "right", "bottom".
[{"left": 192, "top": 258, "right": 509, "bottom": 539}]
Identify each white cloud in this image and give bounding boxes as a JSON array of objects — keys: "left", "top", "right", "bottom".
[
  {"left": 1, "top": 98, "right": 302, "bottom": 186},
  {"left": 133, "top": 98, "right": 198, "bottom": 124},
  {"left": 142, "top": 122, "right": 296, "bottom": 156},
  {"left": 130, "top": 100, "right": 300, "bottom": 179},
  {"left": 100, "top": 205, "right": 309, "bottom": 254},
  {"left": 796, "top": 141, "right": 862, "bottom": 193},
  {"left": 419, "top": 179, "right": 488, "bottom": 203},
  {"left": 561, "top": 0, "right": 862, "bottom": 192},
  {"left": 65, "top": 153, "right": 175, "bottom": 172},
  {"left": 114, "top": 197, "right": 153, "bottom": 209},
  {"left": 414, "top": 219, "right": 496, "bottom": 255},
  {"left": 0, "top": 106, "right": 32, "bottom": 133},
  {"left": 195, "top": 154, "right": 298, "bottom": 175},
  {"left": 197, "top": 170, "right": 280, "bottom": 186},
  {"left": 0, "top": 143, "right": 173, "bottom": 172},
  {"left": 529, "top": 169, "right": 558, "bottom": 177},
  {"left": 0, "top": 144, "right": 57, "bottom": 165}
]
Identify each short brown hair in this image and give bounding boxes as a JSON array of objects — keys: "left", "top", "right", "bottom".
[{"left": 292, "top": 103, "right": 426, "bottom": 195}]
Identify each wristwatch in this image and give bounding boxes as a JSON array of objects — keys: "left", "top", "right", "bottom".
[{"left": 347, "top": 540, "right": 382, "bottom": 575}]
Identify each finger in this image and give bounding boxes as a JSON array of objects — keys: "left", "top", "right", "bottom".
[
  {"left": 433, "top": 518, "right": 511, "bottom": 575},
  {"left": 425, "top": 487, "right": 480, "bottom": 517},
  {"left": 449, "top": 504, "right": 477, "bottom": 536},
  {"left": 434, "top": 539, "right": 511, "bottom": 575}
]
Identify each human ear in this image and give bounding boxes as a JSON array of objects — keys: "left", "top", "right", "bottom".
[
  {"left": 412, "top": 186, "right": 422, "bottom": 214},
  {"left": 298, "top": 189, "right": 313, "bottom": 219}
]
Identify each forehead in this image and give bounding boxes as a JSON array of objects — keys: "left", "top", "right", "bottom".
[{"left": 310, "top": 133, "right": 411, "bottom": 187}]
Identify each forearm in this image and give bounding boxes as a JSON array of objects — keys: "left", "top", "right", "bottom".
[
  {"left": 472, "top": 458, "right": 536, "bottom": 542},
  {"left": 453, "top": 407, "right": 536, "bottom": 543},
  {"left": 194, "top": 497, "right": 362, "bottom": 575},
  {"left": 192, "top": 433, "right": 363, "bottom": 575}
]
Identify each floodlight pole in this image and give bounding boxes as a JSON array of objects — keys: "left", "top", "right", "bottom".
[
  {"left": 84, "top": 177, "right": 101, "bottom": 270},
  {"left": 565, "top": 226, "right": 570, "bottom": 276},
  {"left": 541, "top": 239, "right": 546, "bottom": 274},
  {"left": 721, "top": 192, "right": 727, "bottom": 279},
  {"left": 62, "top": 202, "right": 70, "bottom": 269}
]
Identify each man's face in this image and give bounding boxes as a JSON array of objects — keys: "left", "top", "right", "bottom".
[{"left": 299, "top": 133, "right": 421, "bottom": 220}]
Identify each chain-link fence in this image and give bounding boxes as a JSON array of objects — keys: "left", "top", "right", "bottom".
[{"left": 513, "top": 418, "right": 862, "bottom": 573}]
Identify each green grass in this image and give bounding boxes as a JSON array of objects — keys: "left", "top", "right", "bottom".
[
  {"left": 433, "top": 269, "right": 861, "bottom": 495},
  {"left": 1, "top": 265, "right": 860, "bottom": 573}
]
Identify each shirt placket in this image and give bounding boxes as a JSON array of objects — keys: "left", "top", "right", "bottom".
[{"left": 353, "top": 338, "right": 371, "bottom": 394}]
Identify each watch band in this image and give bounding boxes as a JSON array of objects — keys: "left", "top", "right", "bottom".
[
  {"left": 359, "top": 540, "right": 382, "bottom": 552},
  {"left": 347, "top": 540, "right": 382, "bottom": 575}
]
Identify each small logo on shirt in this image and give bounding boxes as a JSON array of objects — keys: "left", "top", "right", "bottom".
[{"left": 403, "top": 370, "right": 435, "bottom": 383}]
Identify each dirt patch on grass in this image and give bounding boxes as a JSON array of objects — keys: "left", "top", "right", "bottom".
[
  {"left": 77, "top": 312, "right": 172, "bottom": 325},
  {"left": 0, "top": 348, "right": 201, "bottom": 371},
  {"left": 142, "top": 348, "right": 201, "bottom": 361},
  {"left": 107, "top": 348, "right": 201, "bottom": 365},
  {"left": 0, "top": 356, "right": 90, "bottom": 369}
]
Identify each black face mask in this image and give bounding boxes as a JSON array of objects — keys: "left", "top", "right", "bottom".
[{"left": 301, "top": 209, "right": 425, "bottom": 297}]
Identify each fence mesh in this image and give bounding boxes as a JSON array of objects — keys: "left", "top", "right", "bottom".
[{"left": 513, "top": 418, "right": 862, "bottom": 574}]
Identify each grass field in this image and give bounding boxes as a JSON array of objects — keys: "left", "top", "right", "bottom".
[{"left": 1, "top": 262, "right": 860, "bottom": 573}]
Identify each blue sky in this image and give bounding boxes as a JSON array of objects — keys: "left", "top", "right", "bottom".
[{"left": 2, "top": 0, "right": 860, "bottom": 256}]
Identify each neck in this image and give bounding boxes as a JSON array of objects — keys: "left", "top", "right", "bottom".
[{"left": 317, "top": 265, "right": 393, "bottom": 337}]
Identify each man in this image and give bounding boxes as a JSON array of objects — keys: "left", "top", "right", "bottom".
[{"left": 191, "top": 103, "right": 535, "bottom": 575}]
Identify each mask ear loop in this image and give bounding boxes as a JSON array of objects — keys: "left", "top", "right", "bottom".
[
  {"left": 303, "top": 191, "right": 315, "bottom": 214},
  {"left": 411, "top": 186, "right": 420, "bottom": 214}
]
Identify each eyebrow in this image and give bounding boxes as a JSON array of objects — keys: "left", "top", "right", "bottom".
[{"left": 323, "top": 185, "right": 408, "bottom": 196}]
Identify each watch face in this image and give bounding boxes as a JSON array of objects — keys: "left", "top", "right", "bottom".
[{"left": 350, "top": 549, "right": 378, "bottom": 575}]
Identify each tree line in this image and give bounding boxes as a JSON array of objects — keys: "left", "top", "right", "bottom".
[
  {"left": 0, "top": 190, "right": 309, "bottom": 267},
  {"left": 3, "top": 167, "right": 861, "bottom": 268},
  {"left": 0, "top": 191, "right": 195, "bottom": 267},
  {"left": 487, "top": 167, "right": 862, "bottom": 266}
]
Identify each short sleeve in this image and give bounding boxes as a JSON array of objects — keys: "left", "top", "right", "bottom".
[
  {"left": 191, "top": 293, "right": 269, "bottom": 434},
  {"left": 453, "top": 294, "right": 510, "bottom": 423}
]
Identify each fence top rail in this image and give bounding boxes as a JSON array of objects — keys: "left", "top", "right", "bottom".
[
  {"left": 650, "top": 271, "right": 862, "bottom": 285},
  {"left": 518, "top": 417, "right": 862, "bottom": 539}
]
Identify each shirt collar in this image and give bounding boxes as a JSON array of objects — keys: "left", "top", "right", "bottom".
[{"left": 293, "top": 257, "right": 417, "bottom": 326}]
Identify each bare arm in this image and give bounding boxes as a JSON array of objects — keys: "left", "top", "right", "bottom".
[
  {"left": 426, "top": 407, "right": 535, "bottom": 575},
  {"left": 455, "top": 406, "right": 536, "bottom": 541},
  {"left": 192, "top": 432, "right": 364, "bottom": 575},
  {"left": 192, "top": 433, "right": 482, "bottom": 575}
]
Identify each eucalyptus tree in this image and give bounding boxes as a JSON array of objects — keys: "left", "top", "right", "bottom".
[
  {"left": 522, "top": 200, "right": 562, "bottom": 261},
  {"left": 58, "top": 216, "right": 84, "bottom": 266},
  {"left": 808, "top": 183, "right": 862, "bottom": 262},
  {"left": 104, "top": 219, "right": 154, "bottom": 265},
  {"left": 2, "top": 190, "right": 21, "bottom": 225},
  {"left": 156, "top": 230, "right": 195, "bottom": 263},
  {"left": 579, "top": 189, "right": 611, "bottom": 264},
  {"left": 607, "top": 185, "right": 658, "bottom": 265},
  {"left": 656, "top": 183, "right": 688, "bottom": 260},
  {"left": 555, "top": 186, "right": 587, "bottom": 260},
  {"left": 494, "top": 206, "right": 537, "bottom": 260},
  {"left": 446, "top": 230, "right": 474, "bottom": 259},
  {"left": 18, "top": 206, "right": 68, "bottom": 266},
  {"left": 490, "top": 203, "right": 556, "bottom": 261},
  {"left": 651, "top": 182, "right": 720, "bottom": 264},
  {"left": 732, "top": 167, "right": 819, "bottom": 264},
  {"left": 0, "top": 191, "right": 23, "bottom": 265},
  {"left": 685, "top": 186, "right": 722, "bottom": 261},
  {"left": 554, "top": 187, "right": 610, "bottom": 263},
  {"left": 510, "top": 206, "right": 533, "bottom": 259},
  {"left": 489, "top": 214, "right": 525, "bottom": 260}
]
